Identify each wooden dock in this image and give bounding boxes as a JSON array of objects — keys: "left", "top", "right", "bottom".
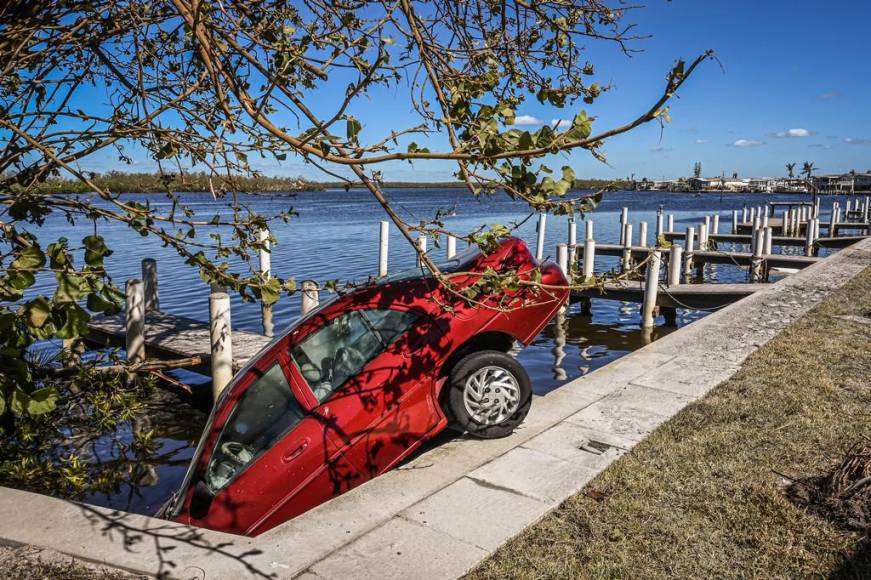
[
  {"left": 86, "top": 311, "right": 272, "bottom": 375},
  {"left": 578, "top": 243, "right": 822, "bottom": 270},
  {"left": 571, "top": 281, "right": 767, "bottom": 310}
]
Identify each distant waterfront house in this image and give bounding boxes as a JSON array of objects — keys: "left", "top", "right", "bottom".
[{"left": 814, "top": 171, "right": 871, "bottom": 193}]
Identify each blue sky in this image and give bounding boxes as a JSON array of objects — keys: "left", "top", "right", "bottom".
[{"left": 75, "top": 0, "right": 871, "bottom": 182}]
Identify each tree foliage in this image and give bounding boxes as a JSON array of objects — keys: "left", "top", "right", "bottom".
[{"left": 0, "top": 1, "right": 710, "bottom": 440}]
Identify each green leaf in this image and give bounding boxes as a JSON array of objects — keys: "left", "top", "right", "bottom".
[
  {"left": 83, "top": 235, "right": 112, "bottom": 266},
  {"left": 0, "top": 392, "right": 5, "bottom": 415},
  {"left": 53, "top": 302, "right": 90, "bottom": 339},
  {"left": 10, "top": 389, "right": 29, "bottom": 416},
  {"left": 10, "top": 245, "right": 45, "bottom": 270},
  {"left": 23, "top": 296, "right": 51, "bottom": 329},
  {"left": 346, "top": 117, "right": 362, "bottom": 142},
  {"left": 54, "top": 272, "right": 89, "bottom": 302},
  {"left": 561, "top": 166, "right": 576, "bottom": 184},
  {"left": 26, "top": 387, "right": 59, "bottom": 415},
  {"left": 260, "top": 277, "right": 281, "bottom": 306}
]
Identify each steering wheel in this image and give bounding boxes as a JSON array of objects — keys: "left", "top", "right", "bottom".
[
  {"left": 221, "top": 441, "right": 255, "bottom": 465},
  {"left": 334, "top": 346, "right": 365, "bottom": 377}
]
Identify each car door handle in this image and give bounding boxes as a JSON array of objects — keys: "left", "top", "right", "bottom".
[{"left": 282, "top": 437, "right": 310, "bottom": 463}]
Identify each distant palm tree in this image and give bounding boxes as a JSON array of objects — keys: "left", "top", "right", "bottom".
[
  {"left": 803, "top": 161, "right": 817, "bottom": 206},
  {"left": 786, "top": 162, "right": 796, "bottom": 179}
]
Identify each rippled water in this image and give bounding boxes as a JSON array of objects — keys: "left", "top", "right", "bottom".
[{"left": 22, "top": 188, "right": 855, "bottom": 514}]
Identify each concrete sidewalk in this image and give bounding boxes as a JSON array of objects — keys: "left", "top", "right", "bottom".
[{"left": 0, "top": 238, "right": 868, "bottom": 579}]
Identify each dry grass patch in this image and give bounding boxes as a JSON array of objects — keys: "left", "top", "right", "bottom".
[{"left": 469, "top": 267, "right": 871, "bottom": 579}]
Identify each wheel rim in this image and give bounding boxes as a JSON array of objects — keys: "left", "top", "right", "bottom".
[{"left": 462, "top": 365, "right": 521, "bottom": 426}]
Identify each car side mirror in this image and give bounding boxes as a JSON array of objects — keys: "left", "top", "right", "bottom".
[{"left": 189, "top": 480, "right": 215, "bottom": 519}]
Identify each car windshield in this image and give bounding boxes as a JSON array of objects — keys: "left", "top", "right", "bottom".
[
  {"left": 290, "top": 309, "right": 419, "bottom": 402},
  {"left": 204, "top": 363, "right": 304, "bottom": 491}
]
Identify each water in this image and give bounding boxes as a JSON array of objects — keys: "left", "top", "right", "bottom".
[{"left": 20, "top": 188, "right": 854, "bottom": 514}]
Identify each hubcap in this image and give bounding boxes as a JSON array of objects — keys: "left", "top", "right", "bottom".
[{"left": 462, "top": 365, "right": 521, "bottom": 426}]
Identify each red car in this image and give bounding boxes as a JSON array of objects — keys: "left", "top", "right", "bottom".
[{"left": 164, "top": 237, "right": 568, "bottom": 535}]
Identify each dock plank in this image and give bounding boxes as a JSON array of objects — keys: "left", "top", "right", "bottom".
[
  {"left": 571, "top": 281, "right": 766, "bottom": 310},
  {"left": 86, "top": 311, "right": 272, "bottom": 374}
]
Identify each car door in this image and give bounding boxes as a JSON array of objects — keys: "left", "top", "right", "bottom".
[
  {"left": 288, "top": 306, "right": 445, "bottom": 486},
  {"left": 184, "top": 351, "right": 352, "bottom": 536}
]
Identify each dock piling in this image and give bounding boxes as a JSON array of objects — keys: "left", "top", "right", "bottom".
[
  {"left": 656, "top": 213, "right": 664, "bottom": 240},
  {"left": 378, "top": 221, "right": 389, "bottom": 277},
  {"left": 125, "top": 279, "right": 146, "bottom": 364},
  {"left": 732, "top": 210, "right": 739, "bottom": 235},
  {"left": 568, "top": 218, "right": 577, "bottom": 273},
  {"left": 535, "top": 213, "right": 547, "bottom": 261},
  {"left": 208, "top": 283, "right": 233, "bottom": 398},
  {"left": 641, "top": 250, "right": 662, "bottom": 329},
  {"left": 447, "top": 234, "right": 457, "bottom": 260},
  {"left": 805, "top": 218, "right": 816, "bottom": 256},
  {"left": 639, "top": 221, "right": 648, "bottom": 248},
  {"left": 684, "top": 226, "right": 695, "bottom": 276},
  {"left": 712, "top": 214, "right": 720, "bottom": 236},
  {"left": 141, "top": 259, "right": 159, "bottom": 313},
  {"left": 416, "top": 232, "right": 427, "bottom": 267},
  {"left": 763, "top": 226, "right": 773, "bottom": 256},
  {"left": 668, "top": 245, "right": 682, "bottom": 286},
  {"left": 619, "top": 207, "right": 629, "bottom": 245},
  {"left": 585, "top": 219, "right": 594, "bottom": 241},
  {"left": 557, "top": 243, "right": 568, "bottom": 278},
  {"left": 258, "top": 227, "right": 273, "bottom": 338},
  {"left": 667, "top": 214, "right": 674, "bottom": 233},
  {"left": 582, "top": 238, "right": 596, "bottom": 281},
  {"left": 621, "top": 223, "right": 633, "bottom": 271},
  {"left": 300, "top": 280, "right": 320, "bottom": 316},
  {"left": 751, "top": 228, "right": 765, "bottom": 282}
]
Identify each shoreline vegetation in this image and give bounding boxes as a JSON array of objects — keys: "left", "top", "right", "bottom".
[
  {"left": 14, "top": 172, "right": 868, "bottom": 196},
  {"left": 14, "top": 172, "right": 634, "bottom": 195}
]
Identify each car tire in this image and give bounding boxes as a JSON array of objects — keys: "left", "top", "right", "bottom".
[{"left": 446, "top": 350, "right": 532, "bottom": 439}]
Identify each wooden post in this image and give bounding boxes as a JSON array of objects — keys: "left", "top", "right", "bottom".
[
  {"left": 761, "top": 211, "right": 769, "bottom": 230},
  {"left": 621, "top": 223, "right": 633, "bottom": 271},
  {"left": 749, "top": 206, "right": 756, "bottom": 223},
  {"left": 641, "top": 250, "right": 661, "bottom": 329},
  {"left": 446, "top": 234, "right": 457, "bottom": 260},
  {"left": 732, "top": 210, "right": 739, "bottom": 235},
  {"left": 638, "top": 221, "right": 648, "bottom": 248},
  {"left": 684, "top": 226, "right": 695, "bottom": 276},
  {"left": 582, "top": 238, "right": 596, "bottom": 281},
  {"left": 751, "top": 228, "right": 764, "bottom": 282},
  {"left": 829, "top": 203, "right": 838, "bottom": 238},
  {"left": 556, "top": 243, "right": 568, "bottom": 278},
  {"left": 655, "top": 213, "right": 664, "bottom": 241},
  {"left": 742, "top": 206, "right": 748, "bottom": 223},
  {"left": 782, "top": 209, "right": 790, "bottom": 236},
  {"left": 141, "top": 259, "right": 159, "bottom": 313},
  {"left": 125, "top": 279, "right": 145, "bottom": 364},
  {"left": 567, "top": 218, "right": 577, "bottom": 274},
  {"left": 209, "top": 283, "right": 233, "bottom": 398},
  {"left": 378, "top": 221, "right": 389, "bottom": 277},
  {"left": 703, "top": 215, "right": 710, "bottom": 238},
  {"left": 667, "top": 214, "right": 674, "bottom": 233},
  {"left": 700, "top": 222, "right": 710, "bottom": 251},
  {"left": 300, "top": 280, "right": 319, "bottom": 315},
  {"left": 585, "top": 219, "right": 594, "bottom": 240},
  {"left": 813, "top": 217, "right": 820, "bottom": 245},
  {"left": 805, "top": 218, "right": 816, "bottom": 256},
  {"left": 416, "top": 232, "right": 428, "bottom": 267},
  {"left": 763, "top": 226, "right": 773, "bottom": 256},
  {"left": 668, "top": 244, "right": 682, "bottom": 286},
  {"left": 535, "top": 213, "right": 546, "bottom": 261},
  {"left": 712, "top": 214, "right": 720, "bottom": 236},
  {"left": 619, "top": 207, "right": 628, "bottom": 245},
  {"left": 258, "top": 227, "right": 273, "bottom": 338}
]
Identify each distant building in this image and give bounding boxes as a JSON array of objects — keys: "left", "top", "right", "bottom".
[{"left": 815, "top": 171, "right": 871, "bottom": 193}]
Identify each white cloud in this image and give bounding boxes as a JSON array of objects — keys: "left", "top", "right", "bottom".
[
  {"left": 551, "top": 119, "right": 572, "bottom": 129},
  {"left": 773, "top": 128, "right": 810, "bottom": 138},
  {"left": 732, "top": 139, "right": 764, "bottom": 147},
  {"left": 514, "top": 114, "right": 542, "bottom": 126},
  {"left": 844, "top": 137, "right": 871, "bottom": 145},
  {"left": 694, "top": 139, "right": 709, "bottom": 144}
]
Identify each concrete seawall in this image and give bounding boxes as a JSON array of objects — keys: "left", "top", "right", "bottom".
[{"left": 0, "top": 238, "right": 869, "bottom": 579}]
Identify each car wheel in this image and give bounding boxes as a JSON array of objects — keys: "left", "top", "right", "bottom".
[{"left": 446, "top": 350, "right": 532, "bottom": 439}]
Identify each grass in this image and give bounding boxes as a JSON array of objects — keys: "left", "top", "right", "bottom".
[
  {"left": 0, "top": 545, "right": 136, "bottom": 579},
  {"left": 469, "top": 267, "right": 871, "bottom": 579}
]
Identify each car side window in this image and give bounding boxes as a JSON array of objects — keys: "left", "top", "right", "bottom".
[
  {"left": 290, "top": 309, "right": 420, "bottom": 403},
  {"left": 205, "top": 363, "right": 304, "bottom": 491}
]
